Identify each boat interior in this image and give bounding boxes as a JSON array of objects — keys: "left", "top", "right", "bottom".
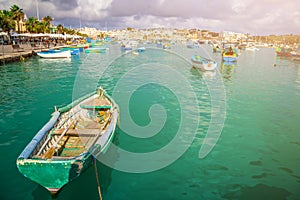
[{"left": 32, "top": 96, "right": 112, "bottom": 159}]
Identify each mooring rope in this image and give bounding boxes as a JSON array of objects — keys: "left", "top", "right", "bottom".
[{"left": 93, "top": 157, "right": 103, "bottom": 200}]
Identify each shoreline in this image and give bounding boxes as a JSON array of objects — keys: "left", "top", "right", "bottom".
[{"left": 0, "top": 44, "right": 70, "bottom": 65}]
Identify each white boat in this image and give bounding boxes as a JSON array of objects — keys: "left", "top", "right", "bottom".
[
  {"left": 37, "top": 50, "right": 71, "bottom": 59},
  {"left": 191, "top": 55, "right": 217, "bottom": 71},
  {"left": 137, "top": 47, "right": 146, "bottom": 52}
]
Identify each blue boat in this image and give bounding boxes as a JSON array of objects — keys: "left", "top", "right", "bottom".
[{"left": 70, "top": 49, "right": 80, "bottom": 55}]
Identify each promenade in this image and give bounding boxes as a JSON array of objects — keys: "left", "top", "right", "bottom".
[{"left": 0, "top": 43, "right": 68, "bottom": 65}]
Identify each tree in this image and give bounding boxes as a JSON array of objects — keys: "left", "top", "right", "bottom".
[
  {"left": 62, "top": 27, "right": 75, "bottom": 35},
  {"left": 26, "top": 17, "right": 38, "bottom": 33},
  {"left": 10, "top": 4, "right": 24, "bottom": 33},
  {"left": 42, "top": 16, "right": 53, "bottom": 33},
  {"left": 57, "top": 24, "right": 63, "bottom": 34},
  {"left": 0, "top": 10, "right": 15, "bottom": 37},
  {"left": 37, "top": 21, "right": 49, "bottom": 33}
]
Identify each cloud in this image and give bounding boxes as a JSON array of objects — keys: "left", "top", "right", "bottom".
[{"left": 0, "top": 0, "right": 299, "bottom": 35}]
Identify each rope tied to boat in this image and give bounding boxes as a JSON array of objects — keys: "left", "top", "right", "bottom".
[{"left": 93, "top": 157, "right": 103, "bottom": 200}]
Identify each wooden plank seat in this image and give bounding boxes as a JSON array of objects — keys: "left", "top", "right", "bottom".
[
  {"left": 80, "top": 98, "right": 111, "bottom": 109},
  {"left": 65, "top": 136, "right": 85, "bottom": 148},
  {"left": 53, "top": 128, "right": 100, "bottom": 136}
]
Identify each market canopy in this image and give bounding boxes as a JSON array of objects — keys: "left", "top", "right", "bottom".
[{"left": 16, "top": 33, "right": 83, "bottom": 39}]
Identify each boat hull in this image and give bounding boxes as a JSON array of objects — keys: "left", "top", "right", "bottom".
[
  {"left": 191, "top": 55, "right": 217, "bottom": 71},
  {"left": 222, "top": 47, "right": 238, "bottom": 62},
  {"left": 37, "top": 51, "right": 71, "bottom": 59},
  {"left": 17, "top": 155, "right": 92, "bottom": 194},
  {"left": 222, "top": 56, "right": 237, "bottom": 62},
  {"left": 85, "top": 47, "right": 108, "bottom": 53}
]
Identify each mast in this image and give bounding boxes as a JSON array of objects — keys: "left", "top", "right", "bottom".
[
  {"left": 80, "top": 19, "right": 82, "bottom": 31},
  {"left": 35, "top": 0, "right": 39, "bottom": 20}
]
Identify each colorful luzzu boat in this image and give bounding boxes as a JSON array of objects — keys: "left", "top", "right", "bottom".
[{"left": 222, "top": 47, "right": 238, "bottom": 62}]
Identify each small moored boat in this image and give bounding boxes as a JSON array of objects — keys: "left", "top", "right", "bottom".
[
  {"left": 213, "top": 45, "right": 222, "bottom": 53},
  {"left": 120, "top": 44, "right": 132, "bottom": 51},
  {"left": 16, "top": 87, "right": 119, "bottom": 196},
  {"left": 37, "top": 50, "right": 71, "bottom": 59},
  {"left": 191, "top": 55, "right": 217, "bottom": 71},
  {"left": 137, "top": 47, "right": 146, "bottom": 52},
  {"left": 222, "top": 47, "right": 238, "bottom": 62},
  {"left": 85, "top": 47, "right": 108, "bottom": 53}
]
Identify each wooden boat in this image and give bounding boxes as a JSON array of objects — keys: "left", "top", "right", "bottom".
[
  {"left": 37, "top": 50, "right": 71, "bottom": 59},
  {"left": 85, "top": 47, "right": 108, "bottom": 53},
  {"left": 222, "top": 47, "right": 238, "bottom": 62},
  {"left": 191, "top": 55, "right": 217, "bottom": 71},
  {"left": 275, "top": 45, "right": 300, "bottom": 60},
  {"left": 76, "top": 44, "right": 89, "bottom": 49},
  {"left": 163, "top": 44, "right": 171, "bottom": 49},
  {"left": 291, "top": 52, "right": 300, "bottom": 61},
  {"left": 16, "top": 87, "right": 119, "bottom": 195},
  {"left": 213, "top": 46, "right": 222, "bottom": 53},
  {"left": 275, "top": 46, "right": 292, "bottom": 57},
  {"left": 120, "top": 44, "right": 132, "bottom": 51}
]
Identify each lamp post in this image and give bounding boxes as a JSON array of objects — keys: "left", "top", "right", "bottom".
[{"left": 1, "top": 40, "right": 4, "bottom": 65}]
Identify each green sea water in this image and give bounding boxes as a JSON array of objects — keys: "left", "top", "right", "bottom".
[{"left": 0, "top": 46, "right": 300, "bottom": 200}]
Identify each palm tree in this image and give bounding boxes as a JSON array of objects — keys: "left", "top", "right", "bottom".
[
  {"left": 42, "top": 16, "right": 53, "bottom": 33},
  {"left": 57, "top": 24, "right": 63, "bottom": 34},
  {"left": 10, "top": 4, "right": 24, "bottom": 33},
  {"left": 0, "top": 10, "right": 15, "bottom": 41},
  {"left": 37, "top": 21, "right": 48, "bottom": 33},
  {"left": 26, "top": 17, "right": 38, "bottom": 33}
]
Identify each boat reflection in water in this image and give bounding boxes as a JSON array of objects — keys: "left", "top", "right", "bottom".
[
  {"left": 221, "top": 61, "right": 236, "bottom": 80},
  {"left": 202, "top": 70, "right": 217, "bottom": 79}
]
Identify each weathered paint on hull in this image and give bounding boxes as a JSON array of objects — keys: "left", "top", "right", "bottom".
[
  {"left": 16, "top": 154, "right": 93, "bottom": 194},
  {"left": 222, "top": 56, "right": 237, "bottom": 62},
  {"left": 16, "top": 87, "right": 119, "bottom": 196}
]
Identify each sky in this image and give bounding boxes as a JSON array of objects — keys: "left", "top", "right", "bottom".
[{"left": 1, "top": 0, "right": 300, "bottom": 35}]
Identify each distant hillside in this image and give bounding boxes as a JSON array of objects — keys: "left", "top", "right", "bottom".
[{"left": 253, "top": 34, "right": 300, "bottom": 45}]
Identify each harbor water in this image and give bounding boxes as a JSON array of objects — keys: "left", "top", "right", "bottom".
[{"left": 0, "top": 45, "right": 299, "bottom": 200}]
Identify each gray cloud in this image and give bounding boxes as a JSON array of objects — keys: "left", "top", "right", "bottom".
[
  {"left": 50, "top": 0, "right": 78, "bottom": 11},
  {"left": 0, "top": 0, "right": 299, "bottom": 35}
]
